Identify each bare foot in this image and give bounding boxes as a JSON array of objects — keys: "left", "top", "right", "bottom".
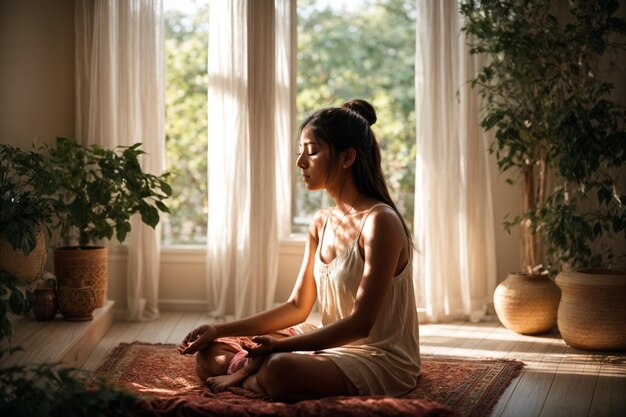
[
  {"left": 206, "top": 370, "right": 248, "bottom": 393},
  {"left": 206, "top": 354, "right": 266, "bottom": 393}
]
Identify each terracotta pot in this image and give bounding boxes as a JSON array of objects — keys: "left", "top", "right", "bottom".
[
  {"left": 0, "top": 228, "right": 47, "bottom": 283},
  {"left": 556, "top": 268, "right": 626, "bottom": 351},
  {"left": 494, "top": 272, "right": 561, "bottom": 335},
  {"left": 31, "top": 288, "right": 58, "bottom": 321},
  {"left": 53, "top": 246, "right": 107, "bottom": 307},
  {"left": 57, "top": 285, "right": 97, "bottom": 321}
]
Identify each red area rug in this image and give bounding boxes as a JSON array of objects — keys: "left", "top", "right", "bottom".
[{"left": 94, "top": 342, "right": 524, "bottom": 417}]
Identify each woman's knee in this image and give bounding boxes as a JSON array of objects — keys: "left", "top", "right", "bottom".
[
  {"left": 255, "top": 353, "right": 299, "bottom": 399},
  {"left": 254, "top": 353, "right": 354, "bottom": 401},
  {"left": 194, "top": 343, "right": 236, "bottom": 381}
]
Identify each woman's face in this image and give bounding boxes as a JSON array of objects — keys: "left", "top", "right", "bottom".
[{"left": 296, "top": 128, "right": 333, "bottom": 191}]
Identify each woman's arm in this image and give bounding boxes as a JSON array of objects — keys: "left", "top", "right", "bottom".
[
  {"left": 179, "top": 211, "right": 324, "bottom": 354},
  {"left": 247, "top": 207, "right": 407, "bottom": 356}
]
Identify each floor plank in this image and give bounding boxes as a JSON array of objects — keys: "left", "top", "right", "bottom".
[
  {"left": 83, "top": 320, "right": 132, "bottom": 371},
  {"left": 538, "top": 347, "right": 600, "bottom": 417},
  {"left": 587, "top": 354, "right": 626, "bottom": 417},
  {"left": 9, "top": 310, "right": 626, "bottom": 417},
  {"left": 494, "top": 330, "right": 569, "bottom": 417},
  {"left": 166, "top": 311, "right": 207, "bottom": 344},
  {"left": 133, "top": 311, "right": 178, "bottom": 343},
  {"left": 489, "top": 329, "right": 556, "bottom": 417},
  {"left": 1, "top": 301, "right": 114, "bottom": 367}
]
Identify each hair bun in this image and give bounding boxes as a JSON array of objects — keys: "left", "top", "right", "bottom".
[{"left": 342, "top": 99, "right": 377, "bottom": 127}]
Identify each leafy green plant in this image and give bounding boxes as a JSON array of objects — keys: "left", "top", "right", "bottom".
[
  {"left": 0, "top": 270, "right": 31, "bottom": 342},
  {"left": 0, "top": 144, "right": 54, "bottom": 255},
  {"left": 460, "top": 0, "right": 626, "bottom": 274},
  {"left": 0, "top": 349, "right": 144, "bottom": 417},
  {"left": 41, "top": 137, "right": 172, "bottom": 246},
  {"left": 1, "top": 138, "right": 172, "bottom": 247}
]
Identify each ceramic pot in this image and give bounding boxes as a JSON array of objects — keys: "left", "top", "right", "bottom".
[
  {"left": 556, "top": 268, "right": 626, "bottom": 351},
  {"left": 57, "top": 285, "right": 97, "bottom": 321},
  {"left": 494, "top": 272, "right": 561, "bottom": 335},
  {"left": 0, "top": 228, "right": 47, "bottom": 283},
  {"left": 31, "top": 288, "right": 58, "bottom": 321},
  {"left": 54, "top": 246, "right": 107, "bottom": 307}
]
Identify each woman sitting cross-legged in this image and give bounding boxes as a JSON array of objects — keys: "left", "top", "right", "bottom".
[{"left": 178, "top": 99, "right": 421, "bottom": 402}]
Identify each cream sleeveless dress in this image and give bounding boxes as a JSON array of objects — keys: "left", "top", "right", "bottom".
[{"left": 303, "top": 203, "right": 421, "bottom": 397}]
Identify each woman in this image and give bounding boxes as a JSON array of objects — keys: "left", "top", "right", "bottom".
[{"left": 179, "top": 99, "right": 420, "bottom": 401}]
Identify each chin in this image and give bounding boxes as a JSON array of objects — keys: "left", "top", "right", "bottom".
[{"left": 304, "top": 183, "right": 323, "bottom": 191}]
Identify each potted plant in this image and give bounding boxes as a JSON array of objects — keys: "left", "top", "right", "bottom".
[
  {"left": 31, "top": 137, "right": 172, "bottom": 321},
  {"left": 0, "top": 144, "right": 55, "bottom": 340},
  {"left": 460, "top": 0, "right": 626, "bottom": 343},
  {"left": 0, "top": 144, "right": 54, "bottom": 283}
]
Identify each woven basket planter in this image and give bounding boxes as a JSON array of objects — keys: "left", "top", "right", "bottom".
[
  {"left": 57, "top": 285, "right": 98, "bottom": 322},
  {"left": 556, "top": 269, "right": 626, "bottom": 351},
  {"left": 494, "top": 272, "right": 561, "bottom": 335},
  {"left": 0, "top": 228, "right": 47, "bottom": 283},
  {"left": 53, "top": 246, "right": 107, "bottom": 312}
]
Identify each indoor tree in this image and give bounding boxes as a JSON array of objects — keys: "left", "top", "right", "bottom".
[{"left": 460, "top": 0, "right": 626, "bottom": 275}]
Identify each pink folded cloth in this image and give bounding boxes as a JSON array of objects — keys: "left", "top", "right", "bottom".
[
  {"left": 215, "top": 327, "right": 300, "bottom": 375},
  {"left": 227, "top": 350, "right": 249, "bottom": 375}
]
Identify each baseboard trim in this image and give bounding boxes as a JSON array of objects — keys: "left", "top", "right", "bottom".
[{"left": 159, "top": 298, "right": 206, "bottom": 312}]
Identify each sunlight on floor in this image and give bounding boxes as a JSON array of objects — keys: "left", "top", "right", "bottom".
[{"left": 419, "top": 322, "right": 626, "bottom": 378}]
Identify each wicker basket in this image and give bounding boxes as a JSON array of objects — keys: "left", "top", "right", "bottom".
[
  {"left": 0, "top": 228, "right": 47, "bottom": 283},
  {"left": 53, "top": 246, "right": 107, "bottom": 308},
  {"left": 494, "top": 272, "right": 561, "bottom": 335},
  {"left": 57, "top": 285, "right": 97, "bottom": 322},
  {"left": 556, "top": 269, "right": 626, "bottom": 351}
]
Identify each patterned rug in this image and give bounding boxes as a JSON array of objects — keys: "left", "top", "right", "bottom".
[{"left": 95, "top": 342, "right": 524, "bottom": 417}]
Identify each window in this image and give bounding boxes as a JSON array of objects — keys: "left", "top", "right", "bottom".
[
  {"left": 294, "top": 0, "right": 416, "bottom": 233},
  {"left": 162, "top": 0, "right": 209, "bottom": 245},
  {"left": 162, "top": 0, "right": 416, "bottom": 243}
]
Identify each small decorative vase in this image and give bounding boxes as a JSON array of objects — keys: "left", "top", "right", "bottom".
[
  {"left": 494, "top": 272, "right": 561, "bottom": 335},
  {"left": 0, "top": 228, "right": 47, "bottom": 283},
  {"left": 31, "top": 288, "right": 58, "bottom": 321},
  {"left": 57, "top": 286, "right": 97, "bottom": 322},
  {"left": 556, "top": 268, "right": 626, "bottom": 351},
  {"left": 54, "top": 246, "right": 107, "bottom": 307}
]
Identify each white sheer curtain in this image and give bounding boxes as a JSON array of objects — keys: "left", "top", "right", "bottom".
[
  {"left": 414, "top": 0, "right": 497, "bottom": 323},
  {"left": 206, "top": 0, "right": 293, "bottom": 319},
  {"left": 75, "top": 0, "right": 165, "bottom": 321}
]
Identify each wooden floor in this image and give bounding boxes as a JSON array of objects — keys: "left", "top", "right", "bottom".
[{"left": 7, "top": 311, "right": 626, "bottom": 417}]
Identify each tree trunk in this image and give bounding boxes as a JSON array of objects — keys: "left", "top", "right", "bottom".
[{"left": 521, "top": 163, "right": 543, "bottom": 273}]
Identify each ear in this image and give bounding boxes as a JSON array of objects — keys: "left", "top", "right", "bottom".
[{"left": 341, "top": 147, "right": 357, "bottom": 169}]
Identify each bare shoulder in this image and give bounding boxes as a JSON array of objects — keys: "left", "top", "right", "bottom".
[
  {"left": 308, "top": 208, "right": 332, "bottom": 243},
  {"left": 361, "top": 205, "right": 406, "bottom": 246}
]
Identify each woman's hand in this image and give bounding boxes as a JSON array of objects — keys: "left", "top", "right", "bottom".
[
  {"left": 244, "top": 335, "right": 280, "bottom": 358},
  {"left": 178, "top": 324, "right": 218, "bottom": 355}
]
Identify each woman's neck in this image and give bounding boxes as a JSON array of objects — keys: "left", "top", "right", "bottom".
[{"left": 327, "top": 176, "right": 357, "bottom": 212}]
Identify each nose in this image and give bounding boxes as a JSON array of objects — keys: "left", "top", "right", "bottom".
[{"left": 296, "top": 153, "right": 306, "bottom": 169}]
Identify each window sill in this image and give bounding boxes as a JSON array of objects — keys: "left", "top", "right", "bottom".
[
  {"left": 160, "top": 234, "right": 306, "bottom": 253},
  {"left": 108, "top": 236, "right": 306, "bottom": 262}
]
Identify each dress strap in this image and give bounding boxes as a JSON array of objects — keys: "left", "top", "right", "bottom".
[
  {"left": 318, "top": 208, "right": 335, "bottom": 249},
  {"left": 355, "top": 203, "right": 389, "bottom": 242}
]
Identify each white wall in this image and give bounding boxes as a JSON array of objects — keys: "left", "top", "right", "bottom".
[{"left": 0, "top": 0, "right": 75, "bottom": 148}]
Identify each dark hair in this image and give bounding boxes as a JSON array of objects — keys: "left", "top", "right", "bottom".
[{"left": 299, "top": 99, "right": 412, "bottom": 246}]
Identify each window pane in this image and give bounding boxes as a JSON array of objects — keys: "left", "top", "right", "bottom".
[
  {"left": 295, "top": 0, "right": 416, "bottom": 233},
  {"left": 162, "top": 0, "right": 209, "bottom": 245}
]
